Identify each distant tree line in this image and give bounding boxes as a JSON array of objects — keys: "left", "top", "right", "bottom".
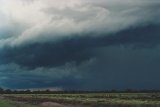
[{"left": 0, "top": 87, "right": 160, "bottom": 94}]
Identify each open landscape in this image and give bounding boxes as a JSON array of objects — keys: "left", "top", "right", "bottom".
[
  {"left": 1, "top": 92, "right": 160, "bottom": 107},
  {"left": 0, "top": 0, "right": 160, "bottom": 107}
]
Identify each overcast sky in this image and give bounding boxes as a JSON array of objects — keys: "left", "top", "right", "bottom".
[{"left": 0, "top": 0, "right": 160, "bottom": 90}]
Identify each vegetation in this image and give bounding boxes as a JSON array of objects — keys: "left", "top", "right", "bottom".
[
  {"left": 2, "top": 93, "right": 160, "bottom": 107},
  {"left": 0, "top": 88, "right": 160, "bottom": 107},
  {"left": 0, "top": 98, "right": 36, "bottom": 107}
]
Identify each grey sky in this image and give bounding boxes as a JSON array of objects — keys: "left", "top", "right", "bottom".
[{"left": 0, "top": 0, "right": 160, "bottom": 90}]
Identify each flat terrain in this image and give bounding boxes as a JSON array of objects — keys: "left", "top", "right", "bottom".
[{"left": 1, "top": 93, "right": 160, "bottom": 107}]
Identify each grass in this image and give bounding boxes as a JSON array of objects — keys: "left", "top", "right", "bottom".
[
  {"left": 0, "top": 97, "right": 37, "bottom": 107},
  {"left": 2, "top": 93, "right": 160, "bottom": 107}
]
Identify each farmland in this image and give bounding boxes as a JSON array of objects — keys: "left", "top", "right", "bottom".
[{"left": 1, "top": 92, "right": 160, "bottom": 107}]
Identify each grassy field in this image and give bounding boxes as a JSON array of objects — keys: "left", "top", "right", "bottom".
[
  {"left": 1, "top": 93, "right": 160, "bottom": 107},
  {"left": 0, "top": 98, "right": 36, "bottom": 107}
]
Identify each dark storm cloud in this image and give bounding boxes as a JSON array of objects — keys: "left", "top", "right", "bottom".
[
  {"left": 0, "top": 23, "right": 160, "bottom": 90},
  {"left": 3, "top": 74, "right": 82, "bottom": 89},
  {"left": 89, "top": 46, "right": 160, "bottom": 90},
  {"left": 105, "top": 25, "right": 160, "bottom": 47},
  {"left": 0, "top": 24, "right": 160, "bottom": 69},
  {"left": 0, "top": 38, "right": 93, "bottom": 68},
  {"left": 0, "top": 63, "right": 84, "bottom": 89},
  {"left": 0, "top": 0, "right": 160, "bottom": 90},
  {"left": 2, "top": 43, "right": 160, "bottom": 90}
]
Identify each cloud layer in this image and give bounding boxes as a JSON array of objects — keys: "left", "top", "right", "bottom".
[
  {"left": 0, "top": 0, "right": 160, "bottom": 47},
  {"left": 0, "top": 0, "right": 160, "bottom": 90}
]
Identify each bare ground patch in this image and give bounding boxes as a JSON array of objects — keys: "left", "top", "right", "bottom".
[{"left": 39, "top": 102, "right": 65, "bottom": 107}]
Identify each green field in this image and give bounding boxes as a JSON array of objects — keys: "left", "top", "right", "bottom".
[
  {"left": 1, "top": 93, "right": 160, "bottom": 107},
  {"left": 0, "top": 98, "right": 36, "bottom": 107}
]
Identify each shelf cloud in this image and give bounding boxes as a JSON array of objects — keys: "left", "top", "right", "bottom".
[{"left": 0, "top": 0, "right": 160, "bottom": 90}]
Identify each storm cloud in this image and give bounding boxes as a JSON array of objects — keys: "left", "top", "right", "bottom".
[
  {"left": 0, "top": 0, "right": 160, "bottom": 46},
  {"left": 0, "top": 0, "right": 160, "bottom": 90}
]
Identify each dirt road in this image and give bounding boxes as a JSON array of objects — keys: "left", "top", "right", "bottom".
[{"left": 39, "top": 102, "right": 65, "bottom": 107}]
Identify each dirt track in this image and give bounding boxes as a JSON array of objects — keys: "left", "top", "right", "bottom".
[
  {"left": 39, "top": 102, "right": 86, "bottom": 107},
  {"left": 4, "top": 96, "right": 88, "bottom": 107},
  {"left": 39, "top": 102, "right": 65, "bottom": 107}
]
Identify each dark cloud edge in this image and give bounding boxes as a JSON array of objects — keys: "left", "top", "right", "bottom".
[{"left": 0, "top": 24, "right": 160, "bottom": 69}]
